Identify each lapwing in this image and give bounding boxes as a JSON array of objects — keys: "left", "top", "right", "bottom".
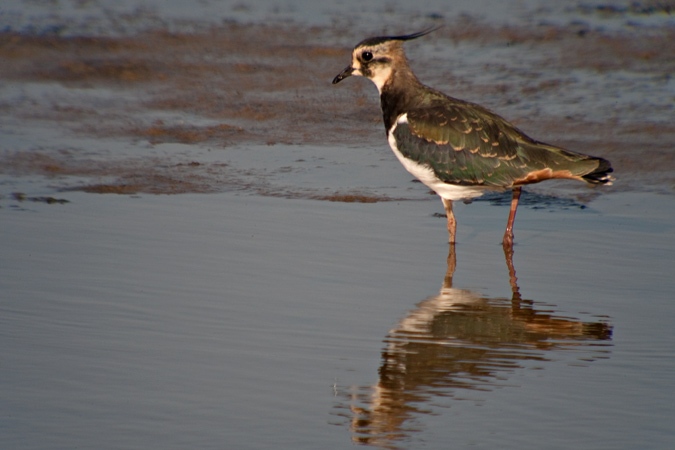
[{"left": 332, "top": 28, "right": 613, "bottom": 247}]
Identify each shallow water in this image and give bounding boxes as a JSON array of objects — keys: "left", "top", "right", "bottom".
[
  {"left": 2, "top": 1, "right": 675, "bottom": 449},
  {"left": 3, "top": 190, "right": 674, "bottom": 449}
]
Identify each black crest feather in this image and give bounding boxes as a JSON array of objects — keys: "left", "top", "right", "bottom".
[{"left": 355, "top": 26, "right": 441, "bottom": 48}]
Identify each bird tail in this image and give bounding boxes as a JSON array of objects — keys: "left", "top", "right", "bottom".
[
  {"left": 581, "top": 156, "right": 614, "bottom": 185},
  {"left": 514, "top": 138, "right": 615, "bottom": 187}
]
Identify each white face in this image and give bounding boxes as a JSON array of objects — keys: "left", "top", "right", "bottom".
[{"left": 350, "top": 46, "right": 393, "bottom": 94}]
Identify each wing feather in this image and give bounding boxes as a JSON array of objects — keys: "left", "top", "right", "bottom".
[{"left": 394, "top": 103, "right": 606, "bottom": 187}]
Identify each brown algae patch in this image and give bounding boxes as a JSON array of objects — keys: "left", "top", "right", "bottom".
[
  {"left": 132, "top": 122, "right": 247, "bottom": 145},
  {"left": 311, "top": 194, "right": 381, "bottom": 203},
  {"left": 44, "top": 59, "right": 158, "bottom": 83},
  {"left": 11, "top": 192, "right": 70, "bottom": 204}
]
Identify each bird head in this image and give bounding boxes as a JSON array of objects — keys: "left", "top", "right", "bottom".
[{"left": 332, "top": 27, "right": 440, "bottom": 93}]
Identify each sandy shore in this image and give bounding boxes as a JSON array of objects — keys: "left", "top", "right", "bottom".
[{"left": 1, "top": 16, "right": 673, "bottom": 200}]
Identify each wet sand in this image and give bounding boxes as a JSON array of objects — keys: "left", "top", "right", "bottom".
[
  {"left": 2, "top": 3, "right": 675, "bottom": 450},
  {"left": 1, "top": 15, "right": 674, "bottom": 197}
]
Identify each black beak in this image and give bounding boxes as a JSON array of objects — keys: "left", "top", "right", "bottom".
[{"left": 332, "top": 66, "right": 353, "bottom": 84}]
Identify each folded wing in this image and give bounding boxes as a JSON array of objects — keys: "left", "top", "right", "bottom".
[{"left": 394, "top": 103, "right": 611, "bottom": 187}]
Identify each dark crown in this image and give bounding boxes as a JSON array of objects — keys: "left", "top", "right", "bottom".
[{"left": 355, "top": 26, "right": 441, "bottom": 49}]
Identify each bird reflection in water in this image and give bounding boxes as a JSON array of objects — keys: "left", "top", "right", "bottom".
[{"left": 333, "top": 244, "right": 612, "bottom": 448}]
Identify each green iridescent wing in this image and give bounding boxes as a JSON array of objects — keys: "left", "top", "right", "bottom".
[{"left": 395, "top": 103, "right": 604, "bottom": 187}]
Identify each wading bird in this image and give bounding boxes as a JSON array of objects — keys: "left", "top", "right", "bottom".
[{"left": 332, "top": 28, "right": 613, "bottom": 247}]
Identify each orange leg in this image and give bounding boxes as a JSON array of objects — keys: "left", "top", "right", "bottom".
[
  {"left": 441, "top": 198, "right": 456, "bottom": 243},
  {"left": 503, "top": 187, "right": 521, "bottom": 248}
]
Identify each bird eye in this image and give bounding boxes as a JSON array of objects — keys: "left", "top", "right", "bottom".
[{"left": 361, "top": 51, "right": 373, "bottom": 62}]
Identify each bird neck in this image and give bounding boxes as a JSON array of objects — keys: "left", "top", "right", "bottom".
[{"left": 379, "top": 66, "right": 427, "bottom": 131}]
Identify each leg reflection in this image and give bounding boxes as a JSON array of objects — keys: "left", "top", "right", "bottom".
[
  {"left": 503, "top": 242, "right": 521, "bottom": 301},
  {"left": 338, "top": 245, "right": 612, "bottom": 447}
]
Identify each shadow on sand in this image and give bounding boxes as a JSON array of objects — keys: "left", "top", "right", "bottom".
[{"left": 333, "top": 245, "right": 613, "bottom": 448}]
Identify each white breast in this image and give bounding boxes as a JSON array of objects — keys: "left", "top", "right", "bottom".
[{"left": 387, "top": 114, "right": 497, "bottom": 201}]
